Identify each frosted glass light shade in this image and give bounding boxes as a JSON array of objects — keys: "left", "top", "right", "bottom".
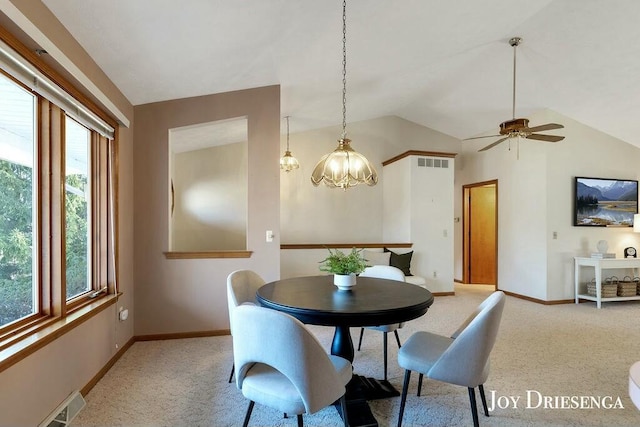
[
  {"left": 279, "top": 150, "right": 299, "bottom": 172},
  {"left": 310, "top": 138, "right": 377, "bottom": 189},
  {"left": 634, "top": 214, "right": 640, "bottom": 232}
]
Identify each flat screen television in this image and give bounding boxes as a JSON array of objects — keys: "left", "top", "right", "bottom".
[{"left": 574, "top": 177, "right": 638, "bottom": 226}]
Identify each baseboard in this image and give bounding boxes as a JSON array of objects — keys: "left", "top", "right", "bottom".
[
  {"left": 81, "top": 336, "right": 135, "bottom": 396},
  {"left": 501, "top": 290, "right": 574, "bottom": 305},
  {"left": 136, "top": 329, "right": 230, "bottom": 342},
  {"left": 81, "top": 330, "right": 230, "bottom": 396},
  {"left": 432, "top": 291, "right": 455, "bottom": 296}
]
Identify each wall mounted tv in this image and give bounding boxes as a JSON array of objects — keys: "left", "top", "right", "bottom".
[{"left": 574, "top": 177, "right": 638, "bottom": 226}]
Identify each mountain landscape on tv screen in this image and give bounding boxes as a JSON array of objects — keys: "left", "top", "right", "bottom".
[
  {"left": 577, "top": 180, "right": 636, "bottom": 201},
  {"left": 575, "top": 179, "right": 638, "bottom": 226}
]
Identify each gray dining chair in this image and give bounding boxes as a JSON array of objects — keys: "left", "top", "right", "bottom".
[
  {"left": 396, "top": 291, "right": 506, "bottom": 427},
  {"left": 233, "top": 304, "right": 352, "bottom": 427},
  {"left": 226, "top": 270, "right": 265, "bottom": 383},
  {"left": 357, "top": 265, "right": 406, "bottom": 380}
]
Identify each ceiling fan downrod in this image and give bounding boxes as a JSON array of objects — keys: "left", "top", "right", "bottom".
[{"left": 510, "top": 37, "right": 522, "bottom": 120}]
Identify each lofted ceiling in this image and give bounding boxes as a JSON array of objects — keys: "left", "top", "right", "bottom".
[{"left": 39, "top": 0, "right": 640, "bottom": 147}]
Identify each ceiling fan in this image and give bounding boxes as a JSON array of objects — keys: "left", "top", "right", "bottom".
[{"left": 465, "top": 37, "right": 564, "bottom": 152}]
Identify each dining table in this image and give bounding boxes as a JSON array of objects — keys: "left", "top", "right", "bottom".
[{"left": 256, "top": 275, "right": 434, "bottom": 427}]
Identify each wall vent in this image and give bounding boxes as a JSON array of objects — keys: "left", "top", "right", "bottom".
[
  {"left": 417, "top": 157, "right": 448, "bottom": 168},
  {"left": 39, "top": 391, "right": 86, "bottom": 427}
]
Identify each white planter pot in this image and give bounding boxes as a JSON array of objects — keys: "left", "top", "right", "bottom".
[{"left": 334, "top": 273, "right": 356, "bottom": 290}]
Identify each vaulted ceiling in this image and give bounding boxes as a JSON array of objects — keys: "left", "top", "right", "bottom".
[{"left": 41, "top": 0, "right": 640, "bottom": 147}]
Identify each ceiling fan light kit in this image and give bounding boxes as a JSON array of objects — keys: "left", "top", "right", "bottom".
[{"left": 466, "top": 36, "right": 565, "bottom": 154}]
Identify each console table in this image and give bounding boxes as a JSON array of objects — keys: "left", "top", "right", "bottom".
[{"left": 574, "top": 257, "right": 640, "bottom": 308}]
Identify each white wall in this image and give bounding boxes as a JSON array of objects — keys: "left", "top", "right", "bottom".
[
  {"left": 382, "top": 155, "right": 455, "bottom": 292},
  {"left": 457, "top": 109, "right": 640, "bottom": 301},
  {"left": 280, "top": 115, "right": 461, "bottom": 278}
]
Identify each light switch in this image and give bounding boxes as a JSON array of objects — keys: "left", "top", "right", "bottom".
[{"left": 266, "top": 230, "right": 274, "bottom": 242}]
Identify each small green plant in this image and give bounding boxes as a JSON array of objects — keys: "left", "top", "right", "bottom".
[{"left": 319, "top": 247, "right": 368, "bottom": 275}]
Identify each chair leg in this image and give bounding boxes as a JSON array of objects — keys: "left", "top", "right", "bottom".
[
  {"left": 394, "top": 329, "right": 402, "bottom": 348},
  {"left": 339, "top": 394, "right": 350, "bottom": 427},
  {"left": 397, "top": 369, "right": 412, "bottom": 427},
  {"left": 468, "top": 387, "right": 480, "bottom": 427},
  {"left": 383, "top": 332, "right": 388, "bottom": 381},
  {"left": 242, "top": 401, "right": 255, "bottom": 427},
  {"left": 417, "top": 373, "right": 423, "bottom": 396},
  {"left": 357, "top": 328, "right": 365, "bottom": 351},
  {"left": 297, "top": 414, "right": 303, "bottom": 427},
  {"left": 479, "top": 384, "right": 489, "bottom": 417},
  {"left": 228, "top": 363, "right": 235, "bottom": 383}
]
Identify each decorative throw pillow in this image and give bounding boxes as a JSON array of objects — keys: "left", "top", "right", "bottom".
[
  {"left": 385, "top": 248, "right": 413, "bottom": 276},
  {"left": 362, "top": 250, "right": 391, "bottom": 266}
]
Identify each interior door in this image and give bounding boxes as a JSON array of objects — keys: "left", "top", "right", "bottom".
[{"left": 464, "top": 182, "right": 497, "bottom": 285}]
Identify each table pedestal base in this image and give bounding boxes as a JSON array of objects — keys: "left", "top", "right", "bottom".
[{"left": 335, "top": 375, "right": 400, "bottom": 427}]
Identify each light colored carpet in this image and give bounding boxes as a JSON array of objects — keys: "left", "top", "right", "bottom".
[{"left": 72, "top": 285, "right": 640, "bottom": 426}]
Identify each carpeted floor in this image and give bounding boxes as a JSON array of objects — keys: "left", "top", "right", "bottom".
[{"left": 72, "top": 284, "right": 640, "bottom": 426}]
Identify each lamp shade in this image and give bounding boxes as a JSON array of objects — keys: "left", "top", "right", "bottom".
[
  {"left": 634, "top": 214, "right": 640, "bottom": 232},
  {"left": 310, "top": 138, "right": 377, "bottom": 189},
  {"left": 280, "top": 150, "right": 299, "bottom": 172}
]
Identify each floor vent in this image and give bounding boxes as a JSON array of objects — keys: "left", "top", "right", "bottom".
[
  {"left": 39, "top": 391, "right": 86, "bottom": 427},
  {"left": 417, "top": 157, "right": 449, "bottom": 168}
]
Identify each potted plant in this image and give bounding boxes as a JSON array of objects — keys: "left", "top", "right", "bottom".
[{"left": 319, "top": 247, "right": 368, "bottom": 289}]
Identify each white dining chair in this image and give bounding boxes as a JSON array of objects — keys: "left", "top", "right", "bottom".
[
  {"left": 396, "top": 291, "right": 506, "bottom": 427},
  {"left": 357, "top": 265, "right": 406, "bottom": 380},
  {"left": 226, "top": 270, "right": 265, "bottom": 383},
  {"left": 233, "top": 304, "right": 352, "bottom": 427}
]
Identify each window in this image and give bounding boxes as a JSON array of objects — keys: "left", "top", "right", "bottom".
[
  {"left": 0, "top": 73, "right": 36, "bottom": 329},
  {"left": 65, "top": 117, "right": 91, "bottom": 300},
  {"left": 0, "top": 34, "right": 117, "bottom": 346}
]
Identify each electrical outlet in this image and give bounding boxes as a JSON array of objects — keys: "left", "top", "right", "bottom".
[{"left": 433, "top": 271, "right": 437, "bottom": 278}]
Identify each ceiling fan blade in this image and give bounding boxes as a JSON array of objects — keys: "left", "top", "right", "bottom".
[
  {"left": 463, "top": 134, "right": 501, "bottom": 141},
  {"left": 479, "top": 137, "right": 509, "bottom": 152},
  {"left": 526, "top": 134, "right": 565, "bottom": 142},
  {"left": 526, "top": 123, "right": 564, "bottom": 133}
]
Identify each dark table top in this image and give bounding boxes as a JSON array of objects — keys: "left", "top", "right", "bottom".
[{"left": 256, "top": 275, "right": 434, "bottom": 327}]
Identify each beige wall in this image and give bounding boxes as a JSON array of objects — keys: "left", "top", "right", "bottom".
[
  {"left": 0, "top": 1, "right": 135, "bottom": 426},
  {"left": 133, "top": 86, "right": 280, "bottom": 336},
  {"left": 171, "top": 142, "right": 248, "bottom": 251}
]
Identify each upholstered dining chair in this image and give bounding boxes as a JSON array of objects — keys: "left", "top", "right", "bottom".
[
  {"left": 396, "top": 291, "right": 506, "bottom": 427},
  {"left": 233, "top": 304, "right": 352, "bottom": 427},
  {"left": 357, "top": 265, "right": 406, "bottom": 380},
  {"left": 226, "top": 270, "right": 265, "bottom": 383}
]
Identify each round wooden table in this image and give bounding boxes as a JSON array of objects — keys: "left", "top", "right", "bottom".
[
  {"left": 256, "top": 275, "right": 434, "bottom": 362},
  {"left": 257, "top": 275, "right": 434, "bottom": 427}
]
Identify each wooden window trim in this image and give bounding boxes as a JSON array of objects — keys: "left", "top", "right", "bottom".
[{"left": 0, "top": 24, "right": 120, "bottom": 369}]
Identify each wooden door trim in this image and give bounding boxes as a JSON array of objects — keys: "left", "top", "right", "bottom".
[{"left": 462, "top": 180, "right": 498, "bottom": 286}]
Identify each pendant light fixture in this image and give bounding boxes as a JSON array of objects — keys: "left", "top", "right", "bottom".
[
  {"left": 280, "top": 116, "right": 299, "bottom": 172},
  {"left": 310, "top": 0, "right": 377, "bottom": 189}
]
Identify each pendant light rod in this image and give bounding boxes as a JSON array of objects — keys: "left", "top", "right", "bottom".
[
  {"left": 341, "top": 0, "right": 347, "bottom": 138},
  {"left": 285, "top": 115, "right": 291, "bottom": 151},
  {"left": 310, "top": 0, "right": 377, "bottom": 188}
]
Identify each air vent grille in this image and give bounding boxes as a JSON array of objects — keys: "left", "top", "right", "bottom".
[{"left": 417, "top": 157, "right": 448, "bottom": 168}]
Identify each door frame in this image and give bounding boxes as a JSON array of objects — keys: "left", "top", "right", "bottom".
[{"left": 462, "top": 179, "right": 498, "bottom": 286}]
